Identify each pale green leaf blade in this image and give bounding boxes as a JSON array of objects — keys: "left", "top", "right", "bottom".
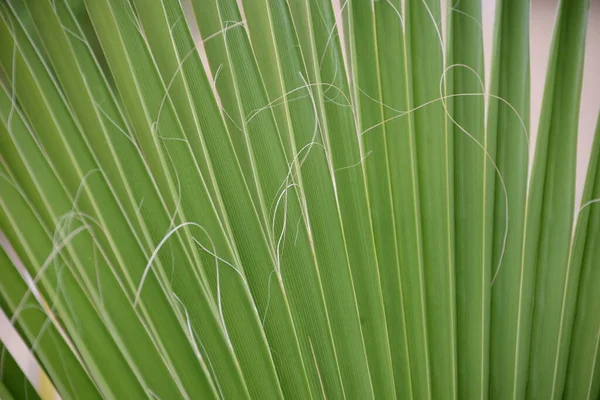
[
  {"left": 563, "top": 113, "right": 600, "bottom": 400},
  {"left": 526, "top": 1, "right": 590, "bottom": 398},
  {"left": 448, "top": 1, "right": 491, "bottom": 398},
  {"left": 486, "top": 0, "right": 531, "bottom": 398},
  {"left": 407, "top": 0, "right": 457, "bottom": 397}
]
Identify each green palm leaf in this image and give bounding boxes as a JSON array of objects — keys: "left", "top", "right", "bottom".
[{"left": 0, "top": 0, "right": 597, "bottom": 399}]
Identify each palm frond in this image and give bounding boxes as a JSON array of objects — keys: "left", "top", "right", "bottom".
[{"left": 0, "top": 0, "right": 597, "bottom": 399}]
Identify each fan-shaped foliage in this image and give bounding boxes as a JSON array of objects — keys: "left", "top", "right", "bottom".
[{"left": 0, "top": 0, "right": 598, "bottom": 399}]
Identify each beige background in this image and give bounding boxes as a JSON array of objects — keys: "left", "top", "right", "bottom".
[{"left": 481, "top": 0, "right": 600, "bottom": 207}]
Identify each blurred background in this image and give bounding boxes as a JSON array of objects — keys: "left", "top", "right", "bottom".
[{"left": 481, "top": 0, "right": 600, "bottom": 208}]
